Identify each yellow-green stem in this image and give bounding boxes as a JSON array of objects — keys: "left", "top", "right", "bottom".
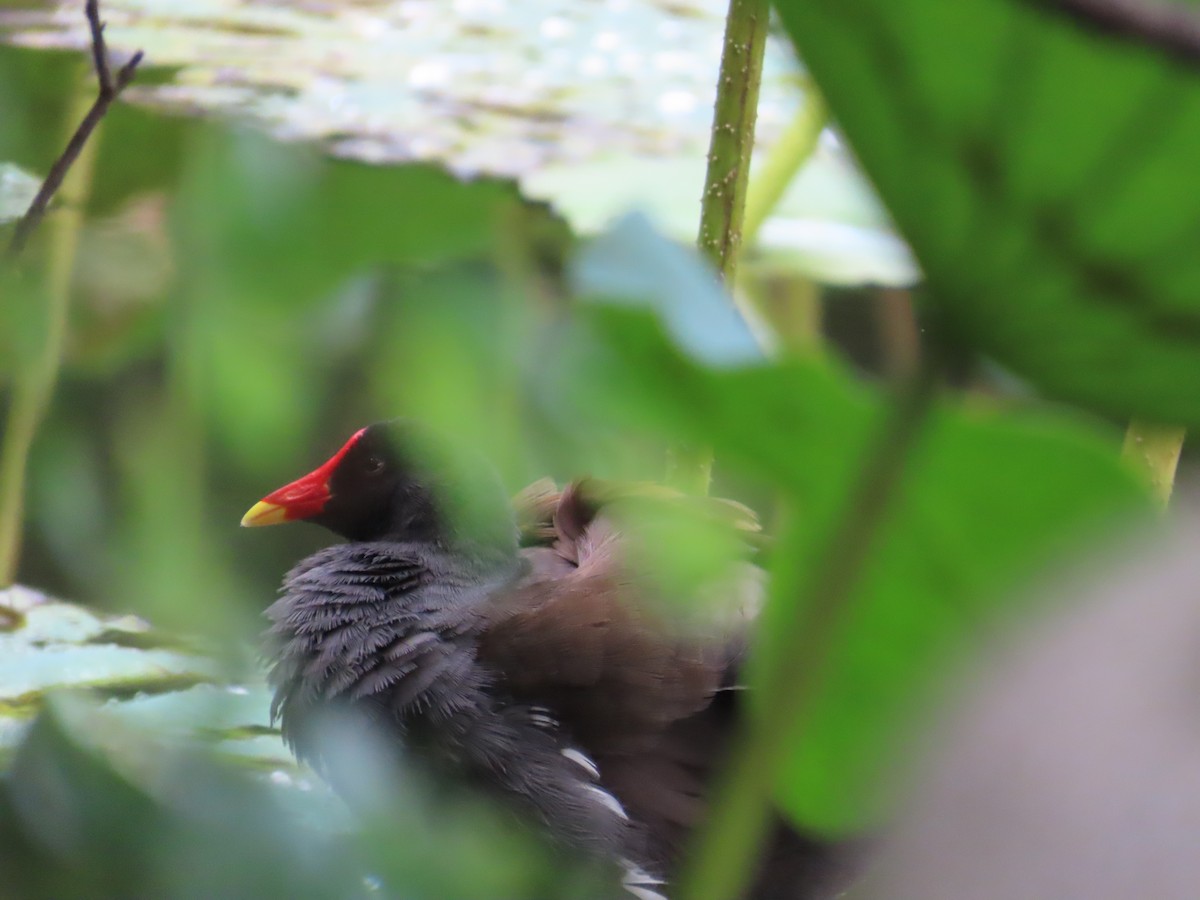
[
  {"left": 670, "top": 0, "right": 770, "bottom": 495},
  {"left": 741, "top": 81, "right": 828, "bottom": 249},
  {"left": 740, "top": 274, "right": 822, "bottom": 357},
  {"left": 0, "top": 64, "right": 97, "bottom": 585},
  {"left": 736, "top": 85, "right": 828, "bottom": 356},
  {"left": 1121, "top": 418, "right": 1186, "bottom": 509}
]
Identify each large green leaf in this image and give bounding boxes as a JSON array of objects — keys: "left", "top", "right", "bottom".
[
  {"left": 774, "top": 0, "right": 1200, "bottom": 424},
  {"left": 563, "top": 220, "right": 1149, "bottom": 833}
]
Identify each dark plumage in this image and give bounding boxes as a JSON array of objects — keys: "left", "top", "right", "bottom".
[{"left": 244, "top": 421, "right": 846, "bottom": 898}]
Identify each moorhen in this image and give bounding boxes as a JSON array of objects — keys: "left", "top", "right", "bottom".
[{"left": 242, "top": 421, "right": 845, "bottom": 898}]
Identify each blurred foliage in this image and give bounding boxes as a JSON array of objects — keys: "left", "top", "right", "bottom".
[
  {"left": 564, "top": 228, "right": 1147, "bottom": 830},
  {"left": 1, "top": 696, "right": 607, "bottom": 899},
  {"left": 0, "top": 0, "right": 1194, "bottom": 896}
]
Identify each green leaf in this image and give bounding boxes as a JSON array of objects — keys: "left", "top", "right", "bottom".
[
  {"left": 573, "top": 213, "right": 764, "bottom": 367},
  {"left": 0, "top": 698, "right": 368, "bottom": 900},
  {"left": 559, "top": 219, "right": 1149, "bottom": 833},
  {"left": 774, "top": 0, "right": 1200, "bottom": 425},
  {"left": 164, "top": 123, "right": 535, "bottom": 473},
  {"left": 2, "top": 696, "right": 609, "bottom": 899},
  {"left": 172, "top": 126, "right": 523, "bottom": 311},
  {"left": 767, "top": 404, "right": 1149, "bottom": 833},
  {"left": 0, "top": 46, "right": 82, "bottom": 173},
  {"left": 0, "top": 586, "right": 212, "bottom": 696}
]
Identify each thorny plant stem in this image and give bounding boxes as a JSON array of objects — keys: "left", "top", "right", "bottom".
[
  {"left": 677, "top": 357, "right": 940, "bottom": 900},
  {"left": 1121, "top": 418, "right": 1186, "bottom": 509},
  {"left": 668, "top": 0, "right": 770, "bottom": 496}
]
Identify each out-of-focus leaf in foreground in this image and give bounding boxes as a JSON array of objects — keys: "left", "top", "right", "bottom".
[
  {"left": 863, "top": 505, "right": 1200, "bottom": 899},
  {"left": 0, "top": 695, "right": 609, "bottom": 900},
  {"left": 171, "top": 125, "right": 534, "bottom": 464},
  {"left": 774, "top": 0, "right": 1200, "bottom": 426},
  {"left": 558, "top": 218, "right": 1150, "bottom": 834},
  {"left": 0, "top": 698, "right": 363, "bottom": 900},
  {"left": 571, "top": 213, "right": 763, "bottom": 367}
]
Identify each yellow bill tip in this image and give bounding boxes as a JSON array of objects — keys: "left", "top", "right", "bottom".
[{"left": 240, "top": 500, "right": 290, "bottom": 528}]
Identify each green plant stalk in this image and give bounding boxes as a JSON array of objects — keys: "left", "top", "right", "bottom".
[
  {"left": 1121, "top": 418, "right": 1186, "bottom": 509},
  {"left": 696, "top": 0, "right": 770, "bottom": 279},
  {"left": 0, "top": 65, "right": 97, "bottom": 585},
  {"left": 669, "top": 0, "right": 770, "bottom": 496},
  {"left": 738, "top": 272, "right": 823, "bottom": 357},
  {"left": 677, "top": 360, "right": 939, "bottom": 900},
  {"left": 735, "top": 85, "right": 830, "bottom": 356},
  {"left": 741, "top": 80, "right": 828, "bottom": 249}
]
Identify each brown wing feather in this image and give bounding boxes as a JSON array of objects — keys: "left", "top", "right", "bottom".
[
  {"left": 497, "top": 480, "right": 850, "bottom": 897},
  {"left": 483, "top": 480, "right": 736, "bottom": 751}
]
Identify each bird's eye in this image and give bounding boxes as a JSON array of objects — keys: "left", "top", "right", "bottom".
[{"left": 363, "top": 456, "right": 386, "bottom": 476}]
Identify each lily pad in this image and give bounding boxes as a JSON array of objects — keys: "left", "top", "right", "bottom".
[
  {"left": 5, "top": 0, "right": 796, "bottom": 176},
  {"left": 0, "top": 587, "right": 215, "bottom": 707},
  {"left": 0, "top": 587, "right": 289, "bottom": 776},
  {"left": 101, "top": 683, "right": 300, "bottom": 770},
  {"left": 0, "top": 0, "right": 915, "bottom": 286}
]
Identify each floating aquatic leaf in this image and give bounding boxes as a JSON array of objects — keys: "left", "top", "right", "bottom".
[
  {"left": 0, "top": 588, "right": 283, "bottom": 776},
  {"left": 0, "top": 0, "right": 914, "bottom": 285}
]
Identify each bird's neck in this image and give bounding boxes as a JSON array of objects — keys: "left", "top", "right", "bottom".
[
  {"left": 374, "top": 514, "right": 520, "bottom": 574},
  {"left": 414, "top": 483, "right": 521, "bottom": 568},
  {"left": 437, "top": 526, "right": 521, "bottom": 573}
]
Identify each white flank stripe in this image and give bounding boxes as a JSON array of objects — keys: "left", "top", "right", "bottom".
[
  {"left": 624, "top": 887, "right": 668, "bottom": 900},
  {"left": 584, "top": 784, "right": 629, "bottom": 820},
  {"left": 561, "top": 747, "right": 601, "bottom": 779}
]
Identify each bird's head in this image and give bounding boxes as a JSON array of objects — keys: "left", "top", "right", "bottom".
[{"left": 241, "top": 420, "right": 518, "bottom": 555}]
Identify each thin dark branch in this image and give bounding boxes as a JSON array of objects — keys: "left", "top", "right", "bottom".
[
  {"left": 5, "top": 0, "right": 143, "bottom": 259},
  {"left": 1028, "top": 0, "right": 1200, "bottom": 65},
  {"left": 85, "top": 0, "right": 113, "bottom": 94}
]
